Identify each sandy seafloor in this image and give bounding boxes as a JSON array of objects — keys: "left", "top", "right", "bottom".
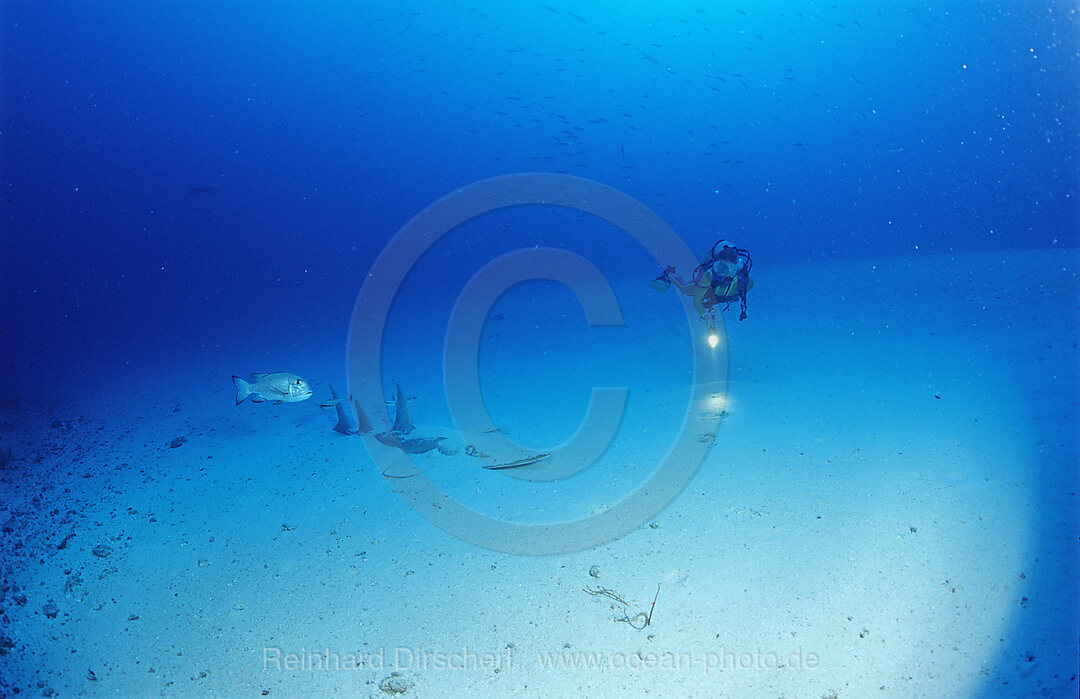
[{"left": 0, "top": 249, "right": 1076, "bottom": 698}]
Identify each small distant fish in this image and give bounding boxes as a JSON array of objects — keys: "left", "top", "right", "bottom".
[
  {"left": 189, "top": 185, "right": 218, "bottom": 195},
  {"left": 232, "top": 373, "right": 313, "bottom": 405}
]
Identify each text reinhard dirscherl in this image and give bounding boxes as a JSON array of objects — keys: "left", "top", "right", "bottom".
[{"left": 262, "top": 646, "right": 510, "bottom": 672}]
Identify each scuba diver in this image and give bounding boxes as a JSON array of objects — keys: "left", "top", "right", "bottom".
[{"left": 650, "top": 240, "right": 753, "bottom": 340}]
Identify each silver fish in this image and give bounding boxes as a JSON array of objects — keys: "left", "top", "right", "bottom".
[{"left": 232, "top": 373, "right": 313, "bottom": 405}]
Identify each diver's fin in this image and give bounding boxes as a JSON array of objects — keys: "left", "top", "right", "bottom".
[
  {"left": 391, "top": 384, "right": 414, "bottom": 433},
  {"left": 351, "top": 396, "right": 374, "bottom": 434},
  {"left": 649, "top": 275, "right": 671, "bottom": 292}
]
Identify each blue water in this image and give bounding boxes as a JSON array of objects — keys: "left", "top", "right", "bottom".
[
  {"left": 1, "top": 2, "right": 1077, "bottom": 697},
  {"left": 3, "top": 1, "right": 1076, "bottom": 390}
]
